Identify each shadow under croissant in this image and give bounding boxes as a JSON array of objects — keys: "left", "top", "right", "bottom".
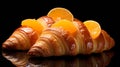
[{"left": 2, "top": 50, "right": 114, "bottom": 67}]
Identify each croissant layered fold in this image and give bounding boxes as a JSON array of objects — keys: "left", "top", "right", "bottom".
[
  {"left": 2, "top": 14, "right": 115, "bottom": 57},
  {"left": 2, "top": 26, "right": 38, "bottom": 50},
  {"left": 2, "top": 16, "right": 54, "bottom": 50},
  {"left": 28, "top": 19, "right": 115, "bottom": 57}
]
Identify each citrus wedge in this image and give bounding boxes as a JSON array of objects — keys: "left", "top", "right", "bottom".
[
  {"left": 21, "top": 19, "right": 44, "bottom": 34},
  {"left": 51, "top": 19, "right": 77, "bottom": 35},
  {"left": 47, "top": 7, "right": 73, "bottom": 22},
  {"left": 83, "top": 20, "right": 101, "bottom": 39}
]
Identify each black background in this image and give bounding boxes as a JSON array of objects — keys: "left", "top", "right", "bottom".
[{"left": 0, "top": 0, "right": 119, "bottom": 67}]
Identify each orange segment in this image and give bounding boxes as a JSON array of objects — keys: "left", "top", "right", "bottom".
[
  {"left": 83, "top": 20, "right": 101, "bottom": 39},
  {"left": 51, "top": 19, "right": 77, "bottom": 35},
  {"left": 47, "top": 7, "right": 74, "bottom": 22},
  {"left": 21, "top": 19, "right": 44, "bottom": 34}
]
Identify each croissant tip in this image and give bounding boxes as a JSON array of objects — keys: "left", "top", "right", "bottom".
[
  {"left": 2, "top": 44, "right": 7, "bottom": 49},
  {"left": 2, "top": 42, "right": 16, "bottom": 50},
  {"left": 27, "top": 52, "right": 37, "bottom": 57},
  {"left": 2, "top": 44, "right": 11, "bottom": 50},
  {"left": 27, "top": 48, "right": 42, "bottom": 57}
]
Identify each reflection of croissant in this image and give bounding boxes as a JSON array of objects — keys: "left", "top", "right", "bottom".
[
  {"left": 28, "top": 19, "right": 115, "bottom": 57},
  {"left": 2, "top": 51, "right": 29, "bottom": 67},
  {"left": 2, "top": 16, "right": 54, "bottom": 50},
  {"left": 28, "top": 51, "right": 114, "bottom": 67},
  {"left": 2, "top": 51, "right": 114, "bottom": 67}
]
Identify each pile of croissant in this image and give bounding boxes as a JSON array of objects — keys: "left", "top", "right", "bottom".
[{"left": 2, "top": 8, "right": 115, "bottom": 57}]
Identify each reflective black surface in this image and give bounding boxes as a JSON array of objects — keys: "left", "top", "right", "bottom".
[
  {"left": 0, "top": 0, "right": 119, "bottom": 67},
  {"left": 1, "top": 50, "right": 114, "bottom": 67}
]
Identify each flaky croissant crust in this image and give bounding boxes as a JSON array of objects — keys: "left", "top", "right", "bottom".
[
  {"left": 28, "top": 19, "right": 115, "bottom": 57},
  {"left": 2, "top": 16, "right": 54, "bottom": 50},
  {"left": 2, "top": 26, "right": 39, "bottom": 50}
]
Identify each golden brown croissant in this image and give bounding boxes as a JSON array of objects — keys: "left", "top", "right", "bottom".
[
  {"left": 28, "top": 19, "right": 115, "bottom": 57},
  {"left": 2, "top": 16, "right": 54, "bottom": 50}
]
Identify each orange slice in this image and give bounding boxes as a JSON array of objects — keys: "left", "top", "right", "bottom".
[
  {"left": 47, "top": 7, "right": 74, "bottom": 22},
  {"left": 21, "top": 19, "right": 44, "bottom": 34},
  {"left": 51, "top": 19, "right": 77, "bottom": 35},
  {"left": 83, "top": 20, "right": 101, "bottom": 39}
]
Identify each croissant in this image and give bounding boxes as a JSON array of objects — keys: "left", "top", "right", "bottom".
[
  {"left": 2, "top": 16, "right": 54, "bottom": 50},
  {"left": 28, "top": 19, "right": 115, "bottom": 57}
]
